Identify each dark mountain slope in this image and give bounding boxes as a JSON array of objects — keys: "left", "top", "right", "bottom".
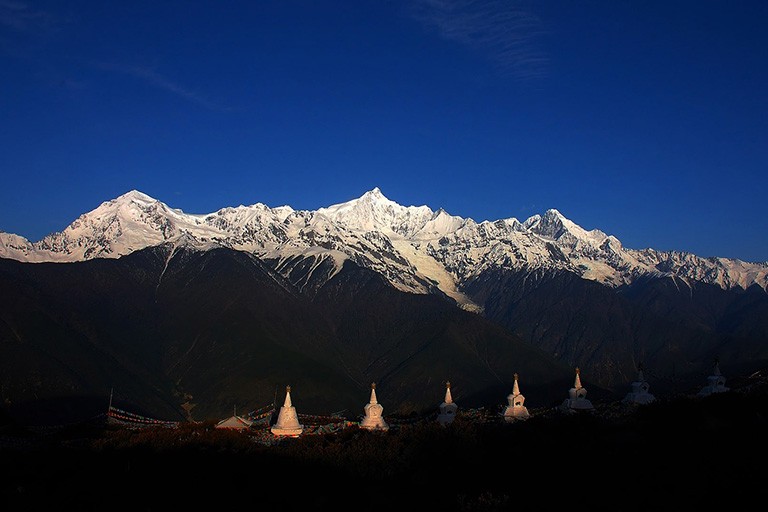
[
  {"left": 151, "top": 247, "right": 360, "bottom": 419},
  {"left": 312, "top": 261, "right": 576, "bottom": 413},
  {"left": 0, "top": 247, "right": 359, "bottom": 422},
  {"left": 463, "top": 267, "right": 768, "bottom": 393},
  {"left": 0, "top": 252, "right": 181, "bottom": 422},
  {"left": 464, "top": 268, "right": 639, "bottom": 386},
  {"left": 0, "top": 248, "right": 574, "bottom": 423}
]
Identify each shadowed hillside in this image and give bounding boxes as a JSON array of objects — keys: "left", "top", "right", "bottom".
[
  {"left": 2, "top": 373, "right": 768, "bottom": 511},
  {"left": 0, "top": 247, "right": 570, "bottom": 423}
]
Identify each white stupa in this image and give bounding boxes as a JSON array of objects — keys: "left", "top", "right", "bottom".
[
  {"left": 560, "top": 367, "right": 594, "bottom": 413},
  {"left": 437, "top": 381, "right": 458, "bottom": 425},
  {"left": 622, "top": 365, "right": 656, "bottom": 405},
  {"left": 697, "top": 359, "right": 729, "bottom": 397},
  {"left": 271, "top": 385, "right": 304, "bottom": 437},
  {"left": 503, "top": 373, "right": 530, "bottom": 421},
  {"left": 360, "top": 382, "right": 389, "bottom": 431}
]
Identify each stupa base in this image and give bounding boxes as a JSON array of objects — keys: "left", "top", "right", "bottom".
[{"left": 271, "top": 426, "right": 304, "bottom": 437}]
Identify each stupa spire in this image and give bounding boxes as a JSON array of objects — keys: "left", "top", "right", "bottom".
[
  {"left": 437, "top": 380, "right": 458, "bottom": 425},
  {"left": 504, "top": 372, "right": 530, "bottom": 422},
  {"left": 697, "top": 358, "right": 729, "bottom": 397},
  {"left": 271, "top": 384, "right": 304, "bottom": 437},
  {"left": 360, "top": 382, "right": 388, "bottom": 430},
  {"left": 561, "top": 367, "right": 594, "bottom": 413},
  {"left": 623, "top": 363, "right": 655, "bottom": 405}
]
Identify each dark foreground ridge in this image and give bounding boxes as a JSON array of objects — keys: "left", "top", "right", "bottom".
[{"left": 2, "top": 372, "right": 768, "bottom": 512}]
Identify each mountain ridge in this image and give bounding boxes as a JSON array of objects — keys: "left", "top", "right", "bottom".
[
  {"left": 2, "top": 188, "right": 764, "bottom": 308},
  {"left": 3, "top": 190, "right": 768, "bottom": 407}
]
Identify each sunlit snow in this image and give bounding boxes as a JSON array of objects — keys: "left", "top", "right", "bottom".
[{"left": 1, "top": 188, "right": 766, "bottom": 297}]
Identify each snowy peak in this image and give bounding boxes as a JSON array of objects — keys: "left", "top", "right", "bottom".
[
  {"left": 526, "top": 208, "right": 580, "bottom": 241},
  {"left": 317, "top": 187, "right": 434, "bottom": 237},
  {"left": 322, "top": 187, "right": 395, "bottom": 214},
  {"left": 115, "top": 189, "right": 159, "bottom": 205},
  {"left": 362, "top": 186, "right": 386, "bottom": 201},
  {"left": 0, "top": 231, "right": 34, "bottom": 260},
  {"left": 524, "top": 208, "right": 609, "bottom": 248},
  {"left": 415, "top": 208, "right": 465, "bottom": 239},
  {"left": 32, "top": 190, "right": 184, "bottom": 261},
  {"left": 525, "top": 209, "right": 568, "bottom": 240}
]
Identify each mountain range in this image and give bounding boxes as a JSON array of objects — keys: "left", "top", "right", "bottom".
[
  {"left": 3, "top": 188, "right": 767, "bottom": 298},
  {"left": 2, "top": 189, "right": 767, "bottom": 421}
]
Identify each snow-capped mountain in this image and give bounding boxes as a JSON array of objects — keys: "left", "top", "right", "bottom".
[{"left": 2, "top": 188, "right": 766, "bottom": 310}]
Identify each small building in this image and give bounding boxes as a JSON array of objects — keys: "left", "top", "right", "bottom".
[
  {"left": 560, "top": 367, "right": 594, "bottom": 413},
  {"left": 216, "top": 411, "right": 254, "bottom": 430},
  {"left": 503, "top": 373, "right": 530, "bottom": 421},
  {"left": 271, "top": 385, "right": 304, "bottom": 437},
  {"left": 360, "top": 382, "right": 389, "bottom": 431},
  {"left": 622, "top": 365, "right": 655, "bottom": 405},
  {"left": 697, "top": 359, "right": 729, "bottom": 397},
  {"left": 437, "top": 381, "right": 458, "bottom": 425}
]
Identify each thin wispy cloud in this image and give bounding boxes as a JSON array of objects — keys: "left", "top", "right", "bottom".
[
  {"left": 97, "top": 63, "right": 231, "bottom": 112},
  {"left": 0, "top": 0, "right": 60, "bottom": 33},
  {"left": 409, "top": 0, "right": 549, "bottom": 80}
]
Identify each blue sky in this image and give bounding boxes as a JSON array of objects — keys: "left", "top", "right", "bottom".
[{"left": 2, "top": 1, "right": 767, "bottom": 262}]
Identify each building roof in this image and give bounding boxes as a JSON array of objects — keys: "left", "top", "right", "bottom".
[{"left": 216, "top": 415, "right": 253, "bottom": 430}]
